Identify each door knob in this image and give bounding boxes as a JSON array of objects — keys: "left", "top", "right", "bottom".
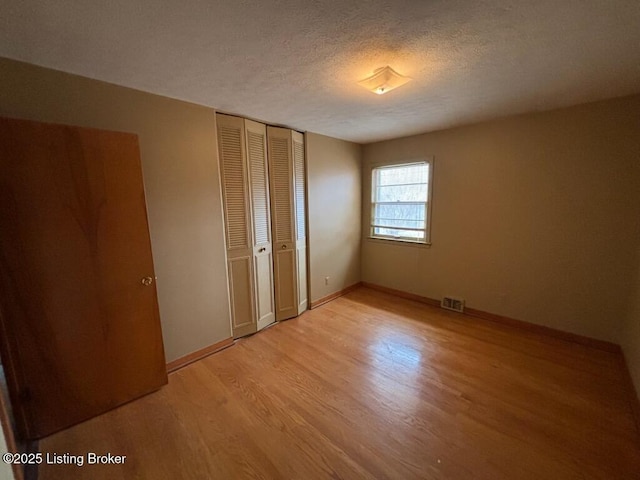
[
  {"left": 141, "top": 276, "right": 154, "bottom": 286},
  {"left": 281, "top": 245, "right": 287, "bottom": 249},
  {"left": 258, "top": 247, "right": 266, "bottom": 253}
]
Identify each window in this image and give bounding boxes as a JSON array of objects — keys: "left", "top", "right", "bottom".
[{"left": 370, "top": 161, "right": 432, "bottom": 244}]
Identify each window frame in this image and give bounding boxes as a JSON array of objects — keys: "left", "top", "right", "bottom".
[{"left": 369, "top": 159, "right": 433, "bottom": 246}]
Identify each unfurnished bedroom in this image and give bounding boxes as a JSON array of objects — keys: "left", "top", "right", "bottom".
[{"left": 0, "top": 1, "right": 639, "bottom": 479}]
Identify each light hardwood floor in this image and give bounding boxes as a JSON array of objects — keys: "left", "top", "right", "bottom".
[{"left": 39, "top": 287, "right": 640, "bottom": 479}]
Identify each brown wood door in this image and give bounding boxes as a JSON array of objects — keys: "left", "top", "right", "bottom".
[{"left": 0, "top": 117, "right": 167, "bottom": 440}]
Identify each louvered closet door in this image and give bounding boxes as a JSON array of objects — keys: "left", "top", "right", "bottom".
[
  {"left": 217, "top": 114, "right": 257, "bottom": 338},
  {"left": 245, "top": 119, "right": 276, "bottom": 330},
  {"left": 292, "top": 131, "right": 308, "bottom": 314},
  {"left": 267, "top": 126, "right": 299, "bottom": 321}
]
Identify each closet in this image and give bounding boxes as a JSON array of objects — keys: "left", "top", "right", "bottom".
[{"left": 216, "top": 114, "right": 307, "bottom": 338}]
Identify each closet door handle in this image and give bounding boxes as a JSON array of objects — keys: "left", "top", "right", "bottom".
[
  {"left": 258, "top": 247, "right": 266, "bottom": 253},
  {"left": 281, "top": 244, "right": 287, "bottom": 249},
  {"left": 141, "top": 276, "right": 154, "bottom": 286}
]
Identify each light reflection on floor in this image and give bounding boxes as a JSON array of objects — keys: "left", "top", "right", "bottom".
[{"left": 367, "top": 329, "right": 424, "bottom": 415}]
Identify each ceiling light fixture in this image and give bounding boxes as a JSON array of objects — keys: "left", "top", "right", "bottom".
[{"left": 358, "top": 66, "right": 412, "bottom": 95}]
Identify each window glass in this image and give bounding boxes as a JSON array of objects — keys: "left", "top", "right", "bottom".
[{"left": 371, "top": 162, "right": 430, "bottom": 243}]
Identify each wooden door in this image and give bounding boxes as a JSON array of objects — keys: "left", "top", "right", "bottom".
[
  {"left": 267, "top": 126, "right": 299, "bottom": 321},
  {"left": 217, "top": 114, "right": 257, "bottom": 338},
  {"left": 0, "top": 117, "right": 167, "bottom": 440},
  {"left": 245, "top": 120, "right": 276, "bottom": 331}
]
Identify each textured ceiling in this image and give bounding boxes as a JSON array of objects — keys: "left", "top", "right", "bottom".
[{"left": 1, "top": 0, "right": 640, "bottom": 143}]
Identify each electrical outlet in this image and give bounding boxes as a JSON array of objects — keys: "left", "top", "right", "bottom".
[{"left": 325, "top": 276, "right": 330, "bottom": 286}]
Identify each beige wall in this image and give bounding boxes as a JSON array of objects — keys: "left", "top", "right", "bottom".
[
  {"left": 306, "top": 133, "right": 362, "bottom": 302},
  {"left": 362, "top": 96, "right": 640, "bottom": 342},
  {"left": 622, "top": 239, "right": 640, "bottom": 398},
  {"left": 0, "top": 427, "right": 13, "bottom": 480},
  {"left": 622, "top": 142, "right": 640, "bottom": 399},
  {"left": 0, "top": 58, "right": 232, "bottom": 362}
]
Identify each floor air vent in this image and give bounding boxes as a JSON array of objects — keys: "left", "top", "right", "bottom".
[{"left": 441, "top": 296, "right": 465, "bottom": 313}]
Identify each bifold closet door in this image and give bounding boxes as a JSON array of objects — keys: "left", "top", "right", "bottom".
[
  {"left": 292, "top": 130, "right": 308, "bottom": 314},
  {"left": 217, "top": 114, "right": 275, "bottom": 338},
  {"left": 217, "top": 114, "right": 255, "bottom": 338},
  {"left": 245, "top": 119, "right": 276, "bottom": 330},
  {"left": 267, "top": 126, "right": 308, "bottom": 321}
]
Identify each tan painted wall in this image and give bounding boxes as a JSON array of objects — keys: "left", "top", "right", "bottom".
[
  {"left": 0, "top": 427, "right": 14, "bottom": 480},
  {"left": 362, "top": 96, "right": 640, "bottom": 342},
  {"left": 622, "top": 246, "right": 640, "bottom": 399},
  {"left": 306, "top": 133, "right": 362, "bottom": 302},
  {"left": 622, "top": 144, "right": 640, "bottom": 399},
  {"left": 0, "top": 58, "right": 232, "bottom": 362}
]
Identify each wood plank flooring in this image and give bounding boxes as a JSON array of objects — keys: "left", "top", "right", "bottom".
[{"left": 39, "top": 287, "right": 640, "bottom": 479}]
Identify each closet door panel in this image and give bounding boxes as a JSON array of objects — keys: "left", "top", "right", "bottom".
[
  {"left": 267, "top": 126, "right": 298, "bottom": 321},
  {"left": 296, "top": 245, "right": 308, "bottom": 313},
  {"left": 269, "top": 132, "right": 294, "bottom": 244},
  {"left": 245, "top": 119, "right": 275, "bottom": 330},
  {"left": 275, "top": 249, "right": 297, "bottom": 315},
  {"left": 293, "top": 132, "right": 308, "bottom": 313},
  {"left": 228, "top": 256, "right": 256, "bottom": 338},
  {"left": 254, "top": 252, "right": 275, "bottom": 330},
  {"left": 217, "top": 114, "right": 256, "bottom": 337}
]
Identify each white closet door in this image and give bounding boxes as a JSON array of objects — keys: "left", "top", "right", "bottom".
[
  {"left": 292, "top": 131, "right": 308, "bottom": 314},
  {"left": 245, "top": 119, "right": 276, "bottom": 330},
  {"left": 217, "top": 114, "right": 257, "bottom": 338},
  {"left": 267, "top": 126, "right": 299, "bottom": 321}
]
